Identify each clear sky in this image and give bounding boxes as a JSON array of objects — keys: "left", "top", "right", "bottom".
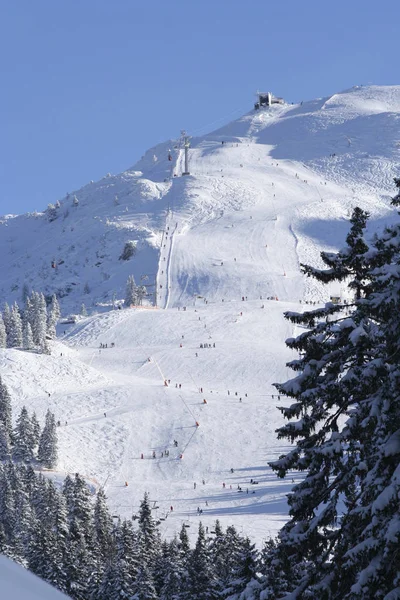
[{"left": 0, "top": 0, "right": 398, "bottom": 214}]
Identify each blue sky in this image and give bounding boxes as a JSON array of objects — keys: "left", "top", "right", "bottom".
[{"left": 0, "top": 0, "right": 398, "bottom": 214}]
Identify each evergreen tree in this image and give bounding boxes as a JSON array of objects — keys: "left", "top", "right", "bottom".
[
  {"left": 31, "top": 292, "right": 47, "bottom": 347},
  {"left": 0, "top": 474, "right": 16, "bottom": 541},
  {"left": 8, "top": 302, "right": 23, "bottom": 347},
  {"left": 0, "top": 376, "right": 13, "bottom": 440},
  {"left": 261, "top": 187, "right": 400, "bottom": 599},
  {"left": 80, "top": 303, "right": 88, "bottom": 317},
  {"left": 47, "top": 294, "right": 61, "bottom": 338},
  {"left": 132, "top": 564, "right": 158, "bottom": 600},
  {"left": 72, "top": 195, "right": 79, "bottom": 207},
  {"left": 188, "top": 522, "right": 216, "bottom": 600},
  {"left": 125, "top": 275, "right": 137, "bottom": 307},
  {"left": 0, "top": 421, "right": 11, "bottom": 460},
  {"left": 62, "top": 474, "right": 75, "bottom": 519},
  {"left": 136, "top": 285, "right": 147, "bottom": 305},
  {"left": 159, "top": 537, "right": 185, "bottom": 600},
  {"left": 37, "top": 409, "right": 58, "bottom": 468},
  {"left": 71, "top": 473, "right": 94, "bottom": 544},
  {"left": 2, "top": 303, "right": 12, "bottom": 346},
  {"left": 13, "top": 406, "right": 34, "bottom": 463},
  {"left": 0, "top": 314, "right": 6, "bottom": 347},
  {"left": 94, "top": 488, "right": 113, "bottom": 559},
  {"left": 22, "top": 320, "right": 34, "bottom": 350},
  {"left": 30, "top": 411, "right": 41, "bottom": 448},
  {"left": 138, "top": 492, "right": 161, "bottom": 566}
]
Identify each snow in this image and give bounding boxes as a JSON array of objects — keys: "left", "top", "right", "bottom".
[
  {"left": 1, "top": 85, "right": 400, "bottom": 546},
  {"left": 0, "top": 556, "right": 69, "bottom": 599}
]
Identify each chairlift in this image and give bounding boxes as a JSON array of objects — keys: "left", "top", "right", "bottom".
[
  {"left": 132, "top": 514, "right": 139, "bottom": 520},
  {"left": 184, "top": 523, "right": 191, "bottom": 528},
  {"left": 152, "top": 505, "right": 160, "bottom": 510}
]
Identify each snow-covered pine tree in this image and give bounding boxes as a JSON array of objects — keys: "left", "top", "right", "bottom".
[
  {"left": 132, "top": 564, "right": 158, "bottom": 600},
  {"left": 158, "top": 537, "right": 184, "bottom": 600},
  {"left": 31, "top": 292, "right": 48, "bottom": 347},
  {"left": 93, "top": 488, "right": 113, "bottom": 560},
  {"left": 302, "top": 206, "right": 370, "bottom": 301},
  {"left": 23, "top": 296, "right": 34, "bottom": 338},
  {"left": 0, "top": 376, "right": 13, "bottom": 442},
  {"left": 72, "top": 195, "right": 79, "bottom": 207},
  {"left": 22, "top": 320, "right": 34, "bottom": 350},
  {"left": 2, "top": 303, "right": 12, "bottom": 346},
  {"left": 0, "top": 471, "right": 16, "bottom": 541},
  {"left": 47, "top": 294, "right": 61, "bottom": 338},
  {"left": 8, "top": 302, "right": 23, "bottom": 347},
  {"left": 261, "top": 188, "right": 400, "bottom": 599},
  {"left": 188, "top": 522, "right": 217, "bottom": 600},
  {"left": 80, "top": 303, "right": 88, "bottom": 317},
  {"left": 137, "top": 492, "right": 161, "bottom": 566},
  {"left": 30, "top": 411, "right": 41, "bottom": 449},
  {"left": 125, "top": 275, "right": 137, "bottom": 307},
  {"left": 98, "top": 554, "right": 135, "bottom": 600},
  {"left": 37, "top": 409, "right": 58, "bottom": 468},
  {"left": 46, "top": 203, "right": 58, "bottom": 222},
  {"left": 0, "top": 314, "right": 7, "bottom": 347},
  {"left": 71, "top": 473, "right": 94, "bottom": 544},
  {"left": 136, "top": 285, "right": 147, "bottom": 306},
  {"left": 13, "top": 406, "right": 35, "bottom": 463},
  {"left": 0, "top": 421, "right": 11, "bottom": 460}
]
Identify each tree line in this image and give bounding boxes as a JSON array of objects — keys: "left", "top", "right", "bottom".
[
  {"left": 0, "top": 377, "right": 58, "bottom": 468},
  {"left": 0, "top": 291, "right": 61, "bottom": 354}
]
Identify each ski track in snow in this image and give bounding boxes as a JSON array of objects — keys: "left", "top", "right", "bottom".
[{"left": 1, "top": 85, "right": 400, "bottom": 545}]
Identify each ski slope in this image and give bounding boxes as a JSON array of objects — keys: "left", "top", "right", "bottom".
[{"left": 1, "top": 85, "right": 400, "bottom": 545}]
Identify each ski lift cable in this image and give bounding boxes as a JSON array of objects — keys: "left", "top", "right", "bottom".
[{"left": 189, "top": 104, "right": 250, "bottom": 137}]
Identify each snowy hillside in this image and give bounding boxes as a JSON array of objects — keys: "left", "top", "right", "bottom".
[
  {"left": 1, "top": 84, "right": 400, "bottom": 545},
  {"left": 0, "top": 556, "right": 69, "bottom": 598}
]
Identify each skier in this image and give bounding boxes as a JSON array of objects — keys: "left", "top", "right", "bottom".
[
  {"left": 152, "top": 451, "right": 156, "bottom": 458},
  {"left": 195, "top": 421, "right": 200, "bottom": 427},
  {"left": 141, "top": 453, "right": 144, "bottom": 459},
  {"left": 104, "top": 412, "right": 106, "bottom": 417},
  {"left": 223, "top": 482, "right": 226, "bottom": 488},
  {"left": 194, "top": 482, "right": 196, "bottom": 489},
  {"left": 125, "top": 482, "right": 128, "bottom": 487},
  {"left": 170, "top": 505, "right": 173, "bottom": 511},
  {"left": 203, "top": 399, "right": 207, "bottom": 404}
]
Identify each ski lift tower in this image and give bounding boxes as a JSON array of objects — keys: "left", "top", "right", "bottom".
[{"left": 181, "top": 130, "right": 191, "bottom": 176}]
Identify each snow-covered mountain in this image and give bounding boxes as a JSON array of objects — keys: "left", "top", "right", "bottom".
[{"left": 1, "top": 84, "right": 400, "bottom": 545}]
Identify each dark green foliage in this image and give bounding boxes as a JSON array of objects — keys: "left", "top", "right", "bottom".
[
  {"left": 37, "top": 409, "right": 58, "bottom": 468},
  {"left": 259, "top": 184, "right": 400, "bottom": 599}
]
